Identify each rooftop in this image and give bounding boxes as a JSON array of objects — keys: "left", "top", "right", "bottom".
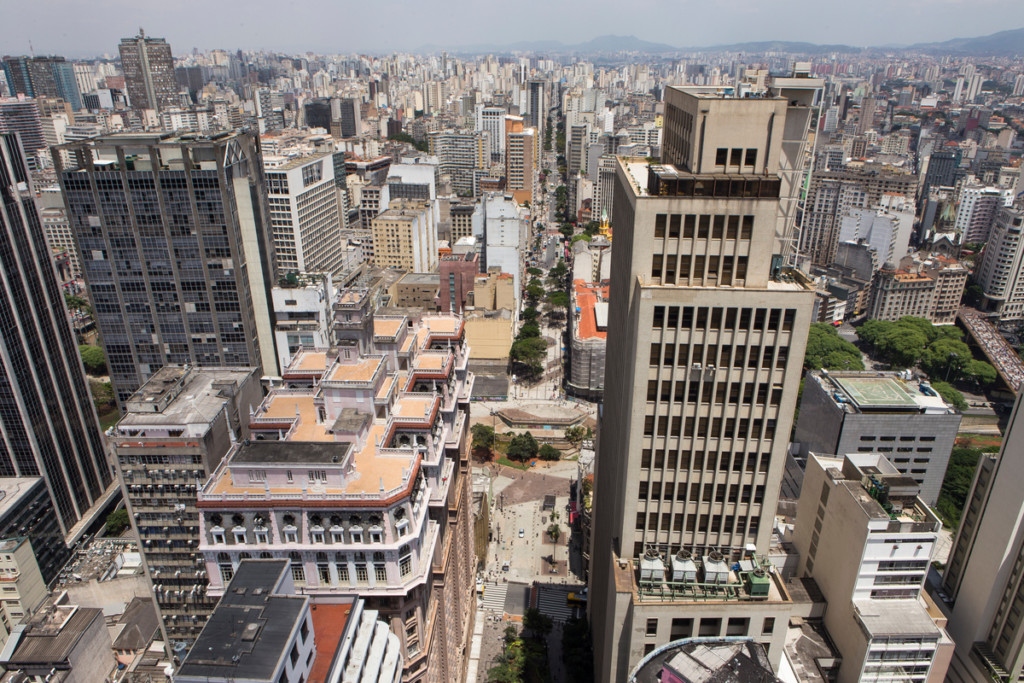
[
  {"left": 177, "top": 560, "right": 307, "bottom": 681},
  {"left": 630, "top": 639, "right": 779, "bottom": 683},
  {"left": 3, "top": 598, "right": 103, "bottom": 667},
  {"left": 812, "top": 371, "right": 953, "bottom": 414},
  {"left": 0, "top": 478, "right": 44, "bottom": 521},
  {"left": 118, "top": 366, "right": 255, "bottom": 433},
  {"left": 853, "top": 598, "right": 942, "bottom": 638}
]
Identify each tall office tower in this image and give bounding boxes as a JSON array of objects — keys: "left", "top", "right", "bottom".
[
  {"left": 589, "top": 76, "right": 820, "bottom": 682},
  {"left": 475, "top": 105, "right": 506, "bottom": 162},
  {"left": 264, "top": 151, "right": 344, "bottom": 276},
  {"left": 0, "top": 133, "right": 115, "bottom": 538},
  {"left": 941, "top": 393, "right": 1024, "bottom": 681},
  {"left": 0, "top": 98, "right": 45, "bottom": 170},
  {"left": 793, "top": 453, "right": 951, "bottom": 683},
  {"left": 337, "top": 97, "right": 362, "bottom": 138},
  {"left": 304, "top": 98, "right": 331, "bottom": 131},
  {"left": 567, "top": 121, "right": 589, "bottom": 176},
  {"left": 526, "top": 79, "right": 546, "bottom": 137},
  {"left": 55, "top": 131, "right": 278, "bottom": 408},
  {"left": 371, "top": 200, "right": 437, "bottom": 272},
  {"left": 427, "top": 130, "right": 488, "bottom": 197},
  {"left": 976, "top": 205, "right": 1024, "bottom": 321},
  {"left": 195, "top": 314, "right": 475, "bottom": 682},
  {"left": 856, "top": 96, "right": 877, "bottom": 135},
  {"left": 118, "top": 28, "right": 178, "bottom": 112},
  {"left": 953, "top": 77, "right": 966, "bottom": 103},
  {"left": 504, "top": 116, "right": 535, "bottom": 207},
  {"left": 955, "top": 182, "right": 1012, "bottom": 243},
  {"left": 966, "top": 73, "right": 984, "bottom": 103},
  {"left": 1, "top": 56, "right": 82, "bottom": 111},
  {"left": 921, "top": 148, "right": 962, "bottom": 205},
  {"left": 837, "top": 193, "right": 915, "bottom": 268},
  {"left": 112, "top": 366, "right": 262, "bottom": 649}
]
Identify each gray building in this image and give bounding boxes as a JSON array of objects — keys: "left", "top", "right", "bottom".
[
  {"left": 55, "top": 131, "right": 278, "bottom": 407},
  {"left": 0, "top": 478, "right": 71, "bottom": 584},
  {"left": 0, "top": 133, "right": 115, "bottom": 540},
  {"left": 791, "top": 371, "right": 960, "bottom": 505},
  {"left": 111, "top": 365, "right": 262, "bottom": 649}
]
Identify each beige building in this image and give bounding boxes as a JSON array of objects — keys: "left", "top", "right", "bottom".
[
  {"left": 977, "top": 205, "right": 1024, "bottom": 321},
  {"left": 869, "top": 252, "right": 968, "bottom": 324},
  {"left": 589, "top": 74, "right": 821, "bottom": 683},
  {"left": 464, "top": 311, "right": 513, "bottom": 362},
  {"left": 942, "top": 394, "right": 1024, "bottom": 681},
  {"left": 505, "top": 116, "right": 535, "bottom": 207},
  {"left": 391, "top": 272, "right": 440, "bottom": 309},
  {"left": 372, "top": 200, "right": 438, "bottom": 273},
  {"left": 0, "top": 537, "right": 47, "bottom": 651},
  {"left": 473, "top": 270, "right": 515, "bottom": 311},
  {"left": 793, "top": 453, "right": 952, "bottom": 683}
]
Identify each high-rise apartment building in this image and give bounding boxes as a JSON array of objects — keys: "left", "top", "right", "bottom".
[
  {"left": 955, "top": 182, "right": 1013, "bottom": 243},
  {"left": 589, "top": 75, "right": 820, "bottom": 682},
  {"left": 0, "top": 133, "right": 115, "bottom": 537},
  {"left": 195, "top": 313, "right": 474, "bottom": 682},
  {"left": 504, "top": 116, "right": 535, "bottom": 207},
  {"left": 118, "top": 28, "right": 178, "bottom": 112},
  {"left": 475, "top": 105, "right": 506, "bottom": 162},
  {"left": 942, "top": 393, "right": 1024, "bottom": 681},
  {"left": 526, "top": 79, "right": 546, "bottom": 138},
  {"left": 264, "top": 151, "right": 344, "bottom": 276},
  {"left": 427, "top": 130, "right": 488, "bottom": 197},
  {"left": 55, "top": 131, "right": 279, "bottom": 407},
  {"left": 336, "top": 97, "right": 362, "bottom": 138},
  {"left": 793, "top": 453, "right": 952, "bottom": 682},
  {"left": 977, "top": 205, "right": 1024, "bottom": 321},
  {"left": 371, "top": 200, "right": 437, "bottom": 273},
  {"left": 868, "top": 253, "right": 968, "bottom": 325},
  {"left": 857, "top": 96, "right": 877, "bottom": 135},
  {"left": 112, "top": 365, "right": 262, "bottom": 648}
]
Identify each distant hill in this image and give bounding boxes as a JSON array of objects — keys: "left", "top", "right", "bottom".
[{"left": 417, "top": 27, "right": 1024, "bottom": 57}]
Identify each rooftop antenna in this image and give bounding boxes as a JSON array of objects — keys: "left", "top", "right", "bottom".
[{"left": 29, "top": 40, "right": 35, "bottom": 57}]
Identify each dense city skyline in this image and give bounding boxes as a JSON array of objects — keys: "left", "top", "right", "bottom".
[{"left": 4, "top": 2, "right": 1024, "bottom": 57}]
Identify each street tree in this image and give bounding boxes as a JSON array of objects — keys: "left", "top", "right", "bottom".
[
  {"left": 506, "top": 432, "right": 539, "bottom": 461},
  {"left": 523, "top": 608, "right": 553, "bottom": 639},
  {"left": 471, "top": 424, "right": 495, "bottom": 451},
  {"left": 803, "top": 323, "right": 865, "bottom": 371},
  {"left": 539, "top": 444, "right": 560, "bottom": 461}
]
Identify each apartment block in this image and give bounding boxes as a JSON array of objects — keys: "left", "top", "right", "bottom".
[
  {"left": 792, "top": 371, "right": 960, "bottom": 505},
  {"left": 869, "top": 253, "right": 968, "bottom": 324},
  {"left": 195, "top": 314, "right": 474, "bottom": 682},
  {"left": 371, "top": 200, "right": 438, "bottom": 273},
  {"left": 793, "top": 453, "right": 952, "bottom": 683},
  {"left": 977, "top": 205, "right": 1024, "bottom": 321},
  {"left": 118, "top": 28, "right": 177, "bottom": 112},
  {"left": 112, "top": 366, "right": 262, "bottom": 648},
  {"left": 272, "top": 272, "right": 335, "bottom": 374},
  {"left": 589, "top": 74, "right": 821, "bottom": 683},
  {"left": 0, "top": 537, "right": 48, "bottom": 651},
  {"left": 504, "top": 116, "right": 535, "bottom": 207},
  {"left": 0, "top": 478, "right": 70, "bottom": 585},
  {"left": 427, "top": 130, "right": 487, "bottom": 197}
]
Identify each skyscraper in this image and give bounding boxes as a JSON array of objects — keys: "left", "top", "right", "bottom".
[
  {"left": 0, "top": 132, "right": 115, "bottom": 537},
  {"left": 0, "top": 98, "right": 46, "bottom": 170},
  {"left": 504, "top": 116, "right": 535, "bottom": 207},
  {"left": 1, "top": 56, "right": 82, "bottom": 111},
  {"left": 942, "top": 392, "right": 1024, "bottom": 681},
  {"left": 589, "top": 73, "right": 821, "bottom": 682},
  {"left": 54, "top": 131, "right": 278, "bottom": 408},
  {"left": 118, "top": 28, "right": 178, "bottom": 112},
  {"left": 526, "top": 79, "right": 546, "bottom": 139}
]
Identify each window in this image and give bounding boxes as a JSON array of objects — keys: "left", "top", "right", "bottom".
[
  {"left": 233, "top": 529, "right": 246, "bottom": 544},
  {"left": 248, "top": 470, "right": 266, "bottom": 482},
  {"left": 290, "top": 553, "right": 305, "bottom": 585},
  {"left": 762, "top": 617, "right": 775, "bottom": 635},
  {"left": 212, "top": 530, "right": 226, "bottom": 545},
  {"left": 699, "top": 618, "right": 721, "bottom": 637},
  {"left": 255, "top": 529, "right": 269, "bottom": 544},
  {"left": 400, "top": 545, "right": 412, "bottom": 577},
  {"left": 309, "top": 470, "right": 327, "bottom": 483},
  {"left": 745, "top": 149, "right": 757, "bottom": 166},
  {"left": 646, "top": 618, "right": 658, "bottom": 636},
  {"left": 716, "top": 148, "right": 728, "bottom": 166},
  {"left": 727, "top": 617, "right": 749, "bottom": 636},
  {"left": 286, "top": 470, "right": 294, "bottom": 483},
  {"left": 730, "top": 148, "right": 742, "bottom": 165}
]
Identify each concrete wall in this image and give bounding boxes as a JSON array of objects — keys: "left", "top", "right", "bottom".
[{"left": 464, "top": 317, "right": 512, "bottom": 361}]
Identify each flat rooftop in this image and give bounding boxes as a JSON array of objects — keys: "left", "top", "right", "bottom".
[
  {"left": 230, "top": 441, "right": 353, "bottom": 466},
  {"left": 833, "top": 375, "right": 918, "bottom": 408},
  {"left": 118, "top": 366, "right": 254, "bottom": 432},
  {"left": 178, "top": 560, "right": 306, "bottom": 681},
  {"left": 0, "top": 478, "right": 43, "bottom": 519},
  {"left": 814, "top": 371, "right": 953, "bottom": 413},
  {"left": 631, "top": 640, "right": 779, "bottom": 683},
  {"left": 853, "top": 598, "right": 941, "bottom": 637}
]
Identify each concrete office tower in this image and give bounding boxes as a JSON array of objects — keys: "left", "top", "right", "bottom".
[
  {"left": 371, "top": 200, "right": 438, "bottom": 273},
  {"left": 0, "top": 133, "right": 115, "bottom": 539},
  {"left": 0, "top": 98, "right": 46, "bottom": 170},
  {"left": 941, "top": 394, "right": 1024, "bottom": 680},
  {"left": 1, "top": 56, "right": 82, "bottom": 111},
  {"left": 482, "top": 193, "right": 526, "bottom": 295},
  {"left": 589, "top": 78, "right": 820, "bottom": 683},
  {"left": 264, "top": 152, "right": 344, "bottom": 276},
  {"left": 111, "top": 366, "right": 262, "bottom": 648},
  {"left": 449, "top": 199, "right": 482, "bottom": 243},
  {"left": 196, "top": 314, "right": 475, "bottom": 683},
  {"left": 791, "top": 371, "right": 960, "bottom": 505},
  {"left": 977, "top": 205, "right": 1024, "bottom": 321},
  {"left": 857, "top": 96, "right": 877, "bottom": 135},
  {"left": 119, "top": 28, "right": 178, "bottom": 112},
  {"left": 55, "top": 131, "right": 279, "bottom": 407},
  {"left": 868, "top": 253, "right": 968, "bottom": 325},
  {"left": 504, "top": 116, "right": 535, "bottom": 207},
  {"left": 793, "top": 453, "right": 952, "bottom": 683},
  {"left": 475, "top": 105, "right": 506, "bottom": 162},
  {"left": 337, "top": 97, "right": 362, "bottom": 138},
  {"left": 837, "top": 193, "right": 914, "bottom": 268},
  {"left": 427, "top": 130, "right": 488, "bottom": 197}
]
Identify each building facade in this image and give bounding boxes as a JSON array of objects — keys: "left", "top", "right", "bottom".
[
  {"left": 589, "top": 77, "right": 820, "bottom": 683},
  {"left": 118, "top": 28, "right": 178, "bottom": 112},
  {"left": 112, "top": 366, "right": 262, "bottom": 649},
  {"left": 371, "top": 200, "right": 438, "bottom": 273},
  {"left": 195, "top": 313, "right": 474, "bottom": 682},
  {"left": 0, "top": 132, "right": 114, "bottom": 539},
  {"left": 56, "top": 131, "right": 278, "bottom": 407},
  {"left": 977, "top": 205, "right": 1024, "bottom": 322}
]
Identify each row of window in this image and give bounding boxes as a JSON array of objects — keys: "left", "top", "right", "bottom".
[
  {"left": 652, "top": 306, "right": 796, "bottom": 332},
  {"left": 640, "top": 450, "right": 770, "bottom": 473},
  {"left": 636, "top": 511, "right": 763, "bottom": 535},
  {"left": 647, "top": 379, "right": 784, "bottom": 406},
  {"left": 643, "top": 414, "right": 778, "bottom": 440},
  {"left": 639, "top": 481, "right": 766, "bottom": 504},
  {"left": 651, "top": 343, "right": 789, "bottom": 370},
  {"left": 654, "top": 213, "right": 755, "bottom": 240}
]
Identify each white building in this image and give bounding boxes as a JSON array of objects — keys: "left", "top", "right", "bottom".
[
  {"left": 475, "top": 105, "right": 506, "bottom": 161},
  {"left": 272, "top": 273, "right": 335, "bottom": 375},
  {"left": 838, "top": 193, "right": 915, "bottom": 268},
  {"left": 265, "top": 151, "right": 345, "bottom": 275},
  {"left": 793, "top": 453, "right": 953, "bottom": 683},
  {"left": 977, "top": 205, "right": 1024, "bottom": 321},
  {"left": 482, "top": 193, "right": 526, "bottom": 298},
  {"left": 955, "top": 181, "right": 1014, "bottom": 244}
]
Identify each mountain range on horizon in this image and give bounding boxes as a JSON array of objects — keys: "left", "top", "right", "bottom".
[{"left": 414, "top": 27, "right": 1024, "bottom": 57}]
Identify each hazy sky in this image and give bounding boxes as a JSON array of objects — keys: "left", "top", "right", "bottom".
[{"left": 3, "top": 0, "right": 1024, "bottom": 57}]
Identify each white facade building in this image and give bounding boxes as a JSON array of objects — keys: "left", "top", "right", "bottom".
[
  {"left": 272, "top": 273, "right": 335, "bottom": 375},
  {"left": 838, "top": 193, "right": 915, "bottom": 268}
]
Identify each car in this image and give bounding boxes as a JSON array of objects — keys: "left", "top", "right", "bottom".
[{"left": 519, "top": 528, "right": 525, "bottom": 538}]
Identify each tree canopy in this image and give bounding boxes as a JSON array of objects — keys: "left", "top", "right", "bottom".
[
  {"left": 79, "top": 345, "right": 106, "bottom": 374},
  {"left": 803, "top": 323, "right": 864, "bottom": 371},
  {"left": 471, "top": 424, "right": 495, "bottom": 451},
  {"left": 539, "top": 444, "right": 560, "bottom": 461},
  {"left": 506, "top": 432, "right": 539, "bottom": 461}
]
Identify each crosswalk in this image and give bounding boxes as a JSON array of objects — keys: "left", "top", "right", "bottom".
[
  {"left": 534, "top": 587, "right": 576, "bottom": 623},
  {"left": 480, "top": 581, "right": 509, "bottom": 613}
]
